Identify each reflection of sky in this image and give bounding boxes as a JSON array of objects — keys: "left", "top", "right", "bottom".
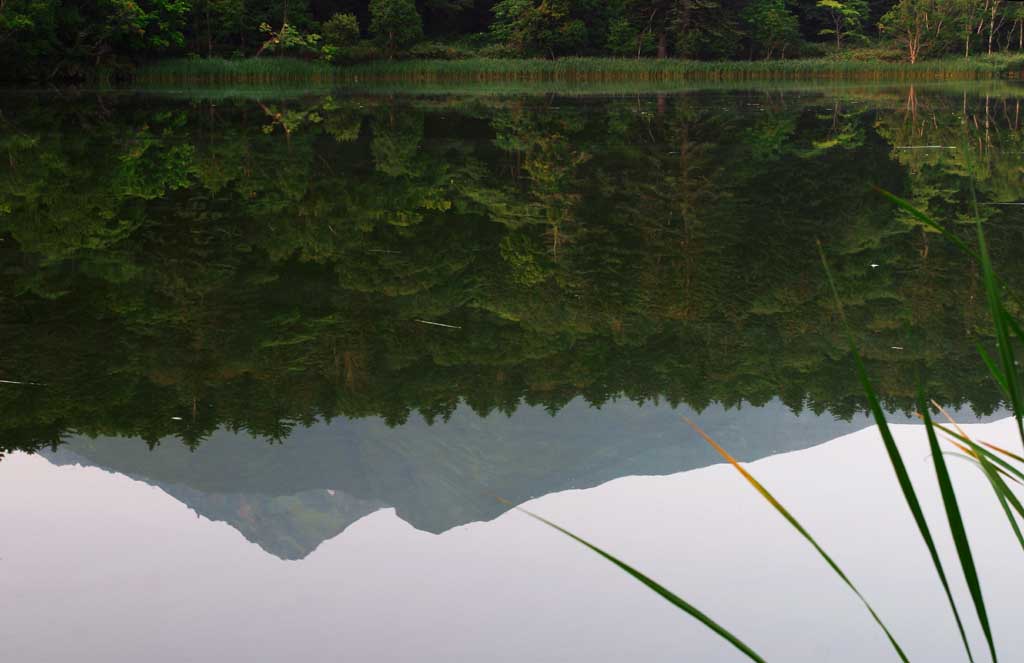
[{"left": 2, "top": 419, "right": 1023, "bottom": 662}]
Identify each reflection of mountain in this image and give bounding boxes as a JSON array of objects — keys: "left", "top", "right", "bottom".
[
  {"left": 50, "top": 445, "right": 384, "bottom": 560},
  {"left": 42, "top": 398, "right": 999, "bottom": 560}
]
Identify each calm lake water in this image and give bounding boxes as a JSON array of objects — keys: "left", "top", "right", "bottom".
[{"left": 2, "top": 83, "right": 1024, "bottom": 661}]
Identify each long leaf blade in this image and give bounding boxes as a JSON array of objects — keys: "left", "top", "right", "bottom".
[
  {"left": 817, "top": 241, "right": 978, "bottom": 663},
  {"left": 685, "top": 417, "right": 910, "bottom": 663},
  {"left": 920, "top": 394, "right": 984, "bottom": 663},
  {"left": 975, "top": 221, "right": 1024, "bottom": 446},
  {"left": 508, "top": 503, "right": 769, "bottom": 663}
]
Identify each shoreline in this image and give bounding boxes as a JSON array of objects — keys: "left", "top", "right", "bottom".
[{"left": 133, "top": 55, "right": 1024, "bottom": 86}]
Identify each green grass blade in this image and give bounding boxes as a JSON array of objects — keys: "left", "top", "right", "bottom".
[
  {"left": 1004, "top": 312, "right": 1024, "bottom": 351},
  {"left": 947, "top": 442, "right": 1024, "bottom": 486},
  {"left": 873, "top": 188, "right": 1024, "bottom": 311},
  {"left": 877, "top": 187, "right": 1024, "bottom": 444},
  {"left": 976, "top": 344, "right": 1011, "bottom": 399},
  {"left": 816, "top": 241, "right": 972, "bottom": 663},
  {"left": 929, "top": 410, "right": 1024, "bottom": 482},
  {"left": 992, "top": 487, "right": 1024, "bottom": 552},
  {"left": 987, "top": 480, "right": 1024, "bottom": 553},
  {"left": 931, "top": 420, "right": 1024, "bottom": 556},
  {"left": 979, "top": 440, "right": 1024, "bottom": 465},
  {"left": 975, "top": 221, "right": 1024, "bottom": 446},
  {"left": 919, "top": 395, "right": 984, "bottom": 663},
  {"left": 685, "top": 418, "right": 910, "bottom": 663},
  {"left": 945, "top": 453, "right": 1024, "bottom": 553},
  {"left": 966, "top": 450, "right": 1024, "bottom": 553},
  {"left": 509, "top": 504, "right": 768, "bottom": 663},
  {"left": 970, "top": 445, "right": 1024, "bottom": 485},
  {"left": 874, "top": 187, "right": 978, "bottom": 260}
]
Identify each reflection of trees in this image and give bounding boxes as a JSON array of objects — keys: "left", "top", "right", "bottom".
[{"left": 1, "top": 89, "right": 1023, "bottom": 456}]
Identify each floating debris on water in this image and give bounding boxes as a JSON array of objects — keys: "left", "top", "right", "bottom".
[{"left": 414, "top": 319, "right": 462, "bottom": 330}]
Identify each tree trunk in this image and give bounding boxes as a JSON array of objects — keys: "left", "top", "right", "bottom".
[
  {"left": 989, "top": 2, "right": 999, "bottom": 55},
  {"left": 657, "top": 31, "right": 667, "bottom": 59},
  {"left": 206, "top": 1, "right": 212, "bottom": 58}
]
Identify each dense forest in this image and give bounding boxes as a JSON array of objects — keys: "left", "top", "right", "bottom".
[
  {"left": 4, "top": 1, "right": 1024, "bottom": 80},
  {"left": 2, "top": 86, "right": 1023, "bottom": 456}
]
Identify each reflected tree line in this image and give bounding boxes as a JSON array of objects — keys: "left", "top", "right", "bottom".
[{"left": 2, "top": 87, "right": 1023, "bottom": 456}]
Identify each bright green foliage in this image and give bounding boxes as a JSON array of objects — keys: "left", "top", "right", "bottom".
[
  {"left": 879, "top": 0, "right": 959, "bottom": 62},
  {"left": 816, "top": 0, "right": 868, "bottom": 48},
  {"left": 369, "top": 0, "right": 423, "bottom": 56},
  {"left": 256, "top": 21, "right": 322, "bottom": 56},
  {"left": 95, "top": 0, "right": 192, "bottom": 51}
]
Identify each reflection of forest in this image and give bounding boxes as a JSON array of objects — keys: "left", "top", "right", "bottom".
[{"left": 1, "top": 88, "right": 1022, "bottom": 454}]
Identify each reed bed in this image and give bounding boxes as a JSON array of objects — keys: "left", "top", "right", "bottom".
[
  {"left": 136, "top": 57, "right": 339, "bottom": 85},
  {"left": 135, "top": 54, "right": 1024, "bottom": 86},
  {"left": 339, "top": 54, "right": 1024, "bottom": 82}
]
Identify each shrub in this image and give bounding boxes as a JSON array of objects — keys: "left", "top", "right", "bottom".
[
  {"left": 323, "top": 13, "right": 360, "bottom": 49},
  {"left": 406, "top": 41, "right": 468, "bottom": 60},
  {"left": 337, "top": 42, "right": 385, "bottom": 63}
]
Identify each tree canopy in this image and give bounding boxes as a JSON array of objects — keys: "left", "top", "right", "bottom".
[{"left": 4, "top": 0, "right": 1024, "bottom": 80}]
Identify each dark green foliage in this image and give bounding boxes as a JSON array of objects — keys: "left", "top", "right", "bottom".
[
  {"left": 490, "top": 0, "right": 587, "bottom": 57},
  {"left": 323, "top": 12, "right": 361, "bottom": 47},
  {"left": 7, "top": 1, "right": 1024, "bottom": 81},
  {"left": 743, "top": 0, "right": 802, "bottom": 58},
  {"left": 370, "top": 0, "right": 423, "bottom": 55}
]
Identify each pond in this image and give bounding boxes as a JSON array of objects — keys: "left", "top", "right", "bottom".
[{"left": 1, "top": 83, "right": 1023, "bottom": 661}]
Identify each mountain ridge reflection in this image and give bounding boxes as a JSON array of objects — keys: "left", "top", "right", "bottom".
[{"left": 40, "top": 397, "right": 1001, "bottom": 560}]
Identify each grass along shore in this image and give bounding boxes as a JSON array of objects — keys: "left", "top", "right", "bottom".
[{"left": 134, "top": 54, "right": 1024, "bottom": 85}]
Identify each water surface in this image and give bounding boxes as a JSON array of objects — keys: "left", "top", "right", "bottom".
[{"left": 1, "top": 83, "right": 1023, "bottom": 661}]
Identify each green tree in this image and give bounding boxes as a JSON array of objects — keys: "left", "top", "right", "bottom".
[
  {"left": 742, "top": 0, "right": 801, "bottom": 58},
  {"left": 604, "top": 13, "right": 655, "bottom": 57},
  {"left": 491, "top": 0, "right": 587, "bottom": 57},
  {"left": 816, "top": 0, "right": 868, "bottom": 48},
  {"left": 879, "top": 0, "right": 955, "bottom": 63},
  {"left": 369, "top": 0, "right": 423, "bottom": 56},
  {"left": 196, "top": 0, "right": 244, "bottom": 57},
  {"left": 255, "top": 20, "right": 322, "bottom": 56},
  {"left": 323, "top": 12, "right": 360, "bottom": 48}
]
